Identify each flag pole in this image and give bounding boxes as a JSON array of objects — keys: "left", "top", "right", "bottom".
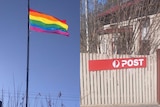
[{"left": 26, "top": 0, "right": 30, "bottom": 107}]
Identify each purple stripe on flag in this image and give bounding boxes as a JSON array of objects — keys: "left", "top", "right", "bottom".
[{"left": 30, "top": 26, "right": 69, "bottom": 36}]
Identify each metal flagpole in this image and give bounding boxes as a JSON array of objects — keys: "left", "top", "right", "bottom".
[{"left": 26, "top": 0, "right": 30, "bottom": 107}]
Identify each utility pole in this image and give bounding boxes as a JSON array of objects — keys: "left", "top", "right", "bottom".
[{"left": 85, "top": 0, "right": 89, "bottom": 52}]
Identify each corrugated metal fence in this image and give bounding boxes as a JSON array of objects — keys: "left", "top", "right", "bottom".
[{"left": 80, "top": 53, "right": 157, "bottom": 106}]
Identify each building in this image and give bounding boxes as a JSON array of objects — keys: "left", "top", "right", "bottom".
[
  {"left": 97, "top": 0, "right": 160, "bottom": 55},
  {"left": 80, "top": 0, "right": 160, "bottom": 107}
]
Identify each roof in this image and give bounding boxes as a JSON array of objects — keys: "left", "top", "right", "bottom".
[{"left": 98, "top": 0, "right": 142, "bottom": 17}]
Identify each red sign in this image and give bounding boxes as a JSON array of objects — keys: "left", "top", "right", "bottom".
[{"left": 89, "top": 57, "right": 146, "bottom": 71}]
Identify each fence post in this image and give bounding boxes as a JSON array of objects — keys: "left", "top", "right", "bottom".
[{"left": 157, "top": 49, "right": 160, "bottom": 104}]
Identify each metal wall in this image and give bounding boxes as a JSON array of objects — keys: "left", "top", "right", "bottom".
[{"left": 80, "top": 53, "right": 157, "bottom": 106}]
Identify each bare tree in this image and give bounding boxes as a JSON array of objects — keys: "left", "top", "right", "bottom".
[
  {"left": 80, "top": 0, "right": 106, "bottom": 53},
  {"left": 80, "top": 0, "right": 87, "bottom": 52},
  {"left": 81, "top": 0, "right": 160, "bottom": 55}
]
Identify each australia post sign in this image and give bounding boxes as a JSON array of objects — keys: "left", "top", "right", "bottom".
[{"left": 89, "top": 57, "right": 146, "bottom": 71}]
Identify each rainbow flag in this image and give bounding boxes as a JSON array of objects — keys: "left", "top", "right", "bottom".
[{"left": 29, "top": 9, "right": 69, "bottom": 36}]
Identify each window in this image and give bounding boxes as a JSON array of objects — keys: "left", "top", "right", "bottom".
[
  {"left": 139, "top": 17, "right": 151, "bottom": 55},
  {"left": 141, "top": 18, "right": 150, "bottom": 40}
]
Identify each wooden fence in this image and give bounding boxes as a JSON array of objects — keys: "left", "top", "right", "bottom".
[{"left": 80, "top": 53, "right": 158, "bottom": 106}]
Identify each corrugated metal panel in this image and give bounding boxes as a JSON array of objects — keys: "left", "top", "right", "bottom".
[{"left": 80, "top": 53, "right": 157, "bottom": 106}]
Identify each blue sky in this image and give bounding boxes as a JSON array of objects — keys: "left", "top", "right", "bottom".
[{"left": 0, "top": 0, "right": 79, "bottom": 107}]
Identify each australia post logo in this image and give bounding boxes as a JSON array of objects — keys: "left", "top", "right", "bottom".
[
  {"left": 112, "top": 58, "right": 146, "bottom": 69},
  {"left": 89, "top": 57, "right": 146, "bottom": 71}
]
